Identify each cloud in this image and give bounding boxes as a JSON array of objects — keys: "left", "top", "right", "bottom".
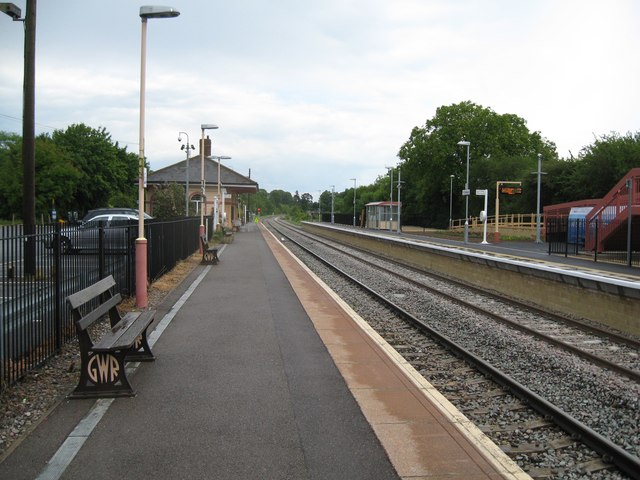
[{"left": 0, "top": 0, "right": 638, "bottom": 197}]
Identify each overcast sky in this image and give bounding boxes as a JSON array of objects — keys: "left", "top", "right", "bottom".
[{"left": 1, "top": 1, "right": 638, "bottom": 198}]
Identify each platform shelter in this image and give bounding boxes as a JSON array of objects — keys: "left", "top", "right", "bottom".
[{"left": 365, "top": 201, "right": 401, "bottom": 230}]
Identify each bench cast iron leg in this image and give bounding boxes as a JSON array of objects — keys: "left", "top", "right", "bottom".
[
  {"left": 125, "top": 327, "right": 155, "bottom": 362},
  {"left": 69, "top": 350, "right": 135, "bottom": 399}
]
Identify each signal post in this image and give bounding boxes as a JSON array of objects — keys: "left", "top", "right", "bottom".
[{"left": 494, "top": 181, "right": 522, "bottom": 242}]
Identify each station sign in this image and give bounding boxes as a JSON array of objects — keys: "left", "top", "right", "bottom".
[
  {"left": 475, "top": 189, "right": 488, "bottom": 195},
  {"left": 462, "top": 189, "right": 470, "bottom": 196}
]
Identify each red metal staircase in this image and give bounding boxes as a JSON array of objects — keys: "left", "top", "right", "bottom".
[{"left": 585, "top": 168, "right": 640, "bottom": 252}]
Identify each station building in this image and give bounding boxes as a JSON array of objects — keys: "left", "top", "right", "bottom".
[{"left": 146, "top": 136, "right": 259, "bottom": 229}]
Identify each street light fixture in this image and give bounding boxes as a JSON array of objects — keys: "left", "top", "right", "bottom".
[
  {"left": 350, "top": 178, "right": 356, "bottom": 227},
  {"left": 457, "top": 140, "right": 471, "bottom": 243},
  {"left": 136, "top": 5, "right": 180, "bottom": 308},
  {"left": 0, "top": 2, "right": 22, "bottom": 20},
  {"left": 178, "top": 132, "right": 195, "bottom": 217},
  {"left": 209, "top": 155, "right": 232, "bottom": 230},
  {"left": 200, "top": 124, "right": 218, "bottom": 239}
]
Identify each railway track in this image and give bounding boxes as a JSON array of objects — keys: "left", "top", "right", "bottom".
[
  {"left": 266, "top": 219, "right": 640, "bottom": 480},
  {"left": 279, "top": 221, "right": 640, "bottom": 380}
]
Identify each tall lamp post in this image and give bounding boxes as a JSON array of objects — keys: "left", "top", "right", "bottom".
[
  {"left": 457, "top": 140, "right": 471, "bottom": 243},
  {"left": 449, "top": 174, "right": 455, "bottom": 229},
  {"left": 397, "top": 168, "right": 404, "bottom": 234},
  {"left": 209, "top": 155, "right": 231, "bottom": 230},
  {"left": 317, "top": 190, "right": 322, "bottom": 222},
  {"left": 2, "top": 2, "right": 37, "bottom": 276},
  {"left": 330, "top": 185, "right": 335, "bottom": 224},
  {"left": 200, "top": 124, "right": 218, "bottom": 239},
  {"left": 533, "top": 153, "right": 546, "bottom": 244},
  {"left": 178, "top": 131, "right": 194, "bottom": 217},
  {"left": 386, "top": 166, "right": 394, "bottom": 231},
  {"left": 137, "top": 5, "right": 180, "bottom": 308},
  {"left": 350, "top": 178, "right": 356, "bottom": 226}
]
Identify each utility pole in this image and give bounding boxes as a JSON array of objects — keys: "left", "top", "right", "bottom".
[{"left": 23, "top": 0, "right": 37, "bottom": 276}]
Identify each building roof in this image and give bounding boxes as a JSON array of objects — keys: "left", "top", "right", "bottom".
[
  {"left": 365, "top": 201, "right": 402, "bottom": 207},
  {"left": 147, "top": 156, "right": 259, "bottom": 194}
]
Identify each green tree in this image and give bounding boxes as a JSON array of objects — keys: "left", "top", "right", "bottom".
[
  {"left": 51, "top": 124, "right": 138, "bottom": 212},
  {"left": 0, "top": 132, "right": 22, "bottom": 218},
  {"left": 0, "top": 132, "right": 81, "bottom": 219},
  {"left": 269, "top": 189, "right": 294, "bottom": 210},
  {"left": 570, "top": 131, "right": 640, "bottom": 199},
  {"left": 152, "top": 183, "right": 185, "bottom": 219},
  {"left": 398, "top": 101, "right": 557, "bottom": 227}
]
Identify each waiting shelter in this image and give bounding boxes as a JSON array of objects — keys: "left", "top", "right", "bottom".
[{"left": 365, "top": 201, "right": 401, "bottom": 230}]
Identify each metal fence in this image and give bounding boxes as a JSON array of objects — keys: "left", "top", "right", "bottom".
[
  {"left": 0, "top": 217, "right": 201, "bottom": 389},
  {"left": 546, "top": 216, "right": 639, "bottom": 267}
]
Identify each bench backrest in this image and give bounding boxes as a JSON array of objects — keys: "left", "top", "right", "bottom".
[{"left": 66, "top": 275, "right": 122, "bottom": 331}]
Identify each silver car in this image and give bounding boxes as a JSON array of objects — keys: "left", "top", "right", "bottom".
[{"left": 51, "top": 213, "right": 150, "bottom": 253}]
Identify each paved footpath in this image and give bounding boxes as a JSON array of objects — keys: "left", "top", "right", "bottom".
[{"left": 0, "top": 223, "right": 399, "bottom": 480}]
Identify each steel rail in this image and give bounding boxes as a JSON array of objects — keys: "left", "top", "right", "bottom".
[
  {"left": 290, "top": 220, "right": 639, "bottom": 350},
  {"left": 270, "top": 220, "right": 640, "bottom": 480},
  {"left": 278, "top": 220, "right": 640, "bottom": 382}
]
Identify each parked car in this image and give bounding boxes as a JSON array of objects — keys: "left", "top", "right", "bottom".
[
  {"left": 47, "top": 211, "right": 152, "bottom": 254},
  {"left": 81, "top": 208, "right": 152, "bottom": 224}
]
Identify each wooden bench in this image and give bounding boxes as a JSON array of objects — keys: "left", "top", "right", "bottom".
[
  {"left": 66, "top": 275, "right": 155, "bottom": 398},
  {"left": 200, "top": 234, "right": 219, "bottom": 264}
]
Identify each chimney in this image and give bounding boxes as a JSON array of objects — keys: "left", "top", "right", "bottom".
[{"left": 199, "top": 135, "right": 212, "bottom": 157}]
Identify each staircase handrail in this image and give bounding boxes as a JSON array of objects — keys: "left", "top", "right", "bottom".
[{"left": 585, "top": 168, "right": 640, "bottom": 251}]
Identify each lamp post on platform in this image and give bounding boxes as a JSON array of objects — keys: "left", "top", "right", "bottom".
[
  {"left": 397, "top": 168, "right": 404, "bottom": 234},
  {"left": 178, "top": 131, "right": 194, "bottom": 217},
  {"left": 200, "top": 124, "right": 218, "bottom": 238},
  {"left": 533, "top": 153, "right": 546, "bottom": 244},
  {"left": 457, "top": 140, "right": 470, "bottom": 243},
  {"left": 449, "top": 174, "right": 455, "bottom": 229},
  {"left": 350, "top": 178, "right": 356, "bottom": 226},
  {"left": 330, "top": 185, "right": 335, "bottom": 224},
  {"left": 209, "top": 155, "right": 231, "bottom": 230},
  {"left": 386, "top": 166, "right": 394, "bottom": 231},
  {"left": 137, "top": 5, "right": 180, "bottom": 308}
]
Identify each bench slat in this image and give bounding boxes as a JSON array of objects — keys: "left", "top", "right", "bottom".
[
  {"left": 92, "top": 310, "right": 155, "bottom": 352},
  {"left": 67, "top": 276, "right": 116, "bottom": 310},
  {"left": 75, "top": 293, "right": 122, "bottom": 331}
]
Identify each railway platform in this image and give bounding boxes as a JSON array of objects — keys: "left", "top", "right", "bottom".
[
  {"left": 399, "top": 227, "right": 640, "bottom": 283},
  {"left": 0, "top": 222, "right": 527, "bottom": 480}
]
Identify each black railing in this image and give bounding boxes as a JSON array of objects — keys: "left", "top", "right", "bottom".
[
  {"left": 0, "top": 217, "right": 201, "bottom": 390},
  {"left": 321, "top": 212, "right": 360, "bottom": 226},
  {"left": 546, "top": 216, "right": 639, "bottom": 267}
]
